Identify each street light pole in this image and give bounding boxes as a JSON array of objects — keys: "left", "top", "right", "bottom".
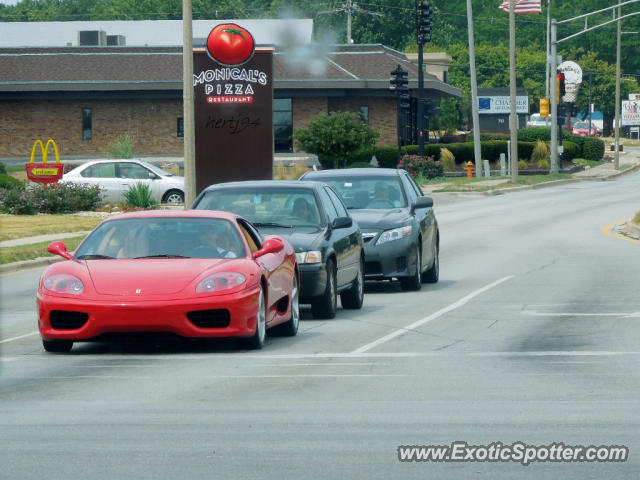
[
  {"left": 550, "top": 19, "right": 558, "bottom": 174},
  {"left": 466, "top": 0, "right": 482, "bottom": 177},
  {"left": 614, "top": 5, "right": 622, "bottom": 170},
  {"left": 509, "top": 0, "right": 518, "bottom": 183}
]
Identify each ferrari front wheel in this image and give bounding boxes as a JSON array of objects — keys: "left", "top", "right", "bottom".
[
  {"left": 242, "top": 286, "right": 266, "bottom": 350},
  {"left": 42, "top": 338, "right": 73, "bottom": 353}
]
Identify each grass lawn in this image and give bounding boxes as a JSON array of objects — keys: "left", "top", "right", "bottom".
[
  {"left": 573, "top": 158, "right": 604, "bottom": 168},
  {"left": 0, "top": 214, "right": 105, "bottom": 241},
  {"left": 0, "top": 235, "right": 85, "bottom": 264},
  {"left": 422, "top": 174, "right": 572, "bottom": 192}
]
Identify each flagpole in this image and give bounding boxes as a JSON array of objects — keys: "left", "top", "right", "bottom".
[
  {"left": 466, "top": 0, "right": 482, "bottom": 177},
  {"left": 509, "top": 0, "right": 518, "bottom": 182},
  {"left": 545, "top": 0, "right": 551, "bottom": 96}
]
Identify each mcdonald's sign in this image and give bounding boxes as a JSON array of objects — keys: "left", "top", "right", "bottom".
[{"left": 25, "top": 139, "right": 65, "bottom": 184}]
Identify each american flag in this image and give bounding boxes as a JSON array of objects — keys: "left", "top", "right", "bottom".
[{"left": 499, "top": 0, "right": 542, "bottom": 14}]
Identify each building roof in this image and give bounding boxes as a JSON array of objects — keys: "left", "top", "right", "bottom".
[
  {"left": 0, "top": 44, "right": 461, "bottom": 98},
  {"left": 0, "top": 19, "right": 314, "bottom": 47}
]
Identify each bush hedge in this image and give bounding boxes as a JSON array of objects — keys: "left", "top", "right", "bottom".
[
  {"left": 0, "top": 182, "right": 101, "bottom": 215},
  {"left": 0, "top": 173, "right": 23, "bottom": 189}
]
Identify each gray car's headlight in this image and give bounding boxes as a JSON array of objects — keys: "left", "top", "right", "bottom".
[
  {"left": 375, "top": 226, "right": 412, "bottom": 245},
  {"left": 295, "top": 251, "right": 322, "bottom": 264}
]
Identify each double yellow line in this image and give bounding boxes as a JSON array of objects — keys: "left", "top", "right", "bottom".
[{"left": 602, "top": 220, "right": 640, "bottom": 244}]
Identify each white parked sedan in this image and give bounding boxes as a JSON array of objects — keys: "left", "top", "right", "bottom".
[{"left": 62, "top": 159, "right": 185, "bottom": 205}]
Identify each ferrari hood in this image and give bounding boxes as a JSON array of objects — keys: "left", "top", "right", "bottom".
[{"left": 85, "top": 258, "right": 234, "bottom": 296}]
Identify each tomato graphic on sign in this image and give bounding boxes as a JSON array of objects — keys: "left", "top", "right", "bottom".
[{"left": 206, "top": 24, "right": 255, "bottom": 66}]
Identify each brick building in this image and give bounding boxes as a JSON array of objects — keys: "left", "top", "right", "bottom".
[{"left": 0, "top": 21, "right": 460, "bottom": 159}]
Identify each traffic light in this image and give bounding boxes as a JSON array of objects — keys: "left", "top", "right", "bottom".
[
  {"left": 539, "top": 98, "right": 550, "bottom": 118},
  {"left": 390, "top": 65, "right": 410, "bottom": 111},
  {"left": 556, "top": 71, "right": 566, "bottom": 103},
  {"left": 417, "top": 1, "right": 432, "bottom": 45}
]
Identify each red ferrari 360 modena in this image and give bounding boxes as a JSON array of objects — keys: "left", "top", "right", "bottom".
[{"left": 37, "top": 210, "right": 299, "bottom": 352}]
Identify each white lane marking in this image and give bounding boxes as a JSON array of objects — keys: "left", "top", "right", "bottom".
[
  {"left": 0, "top": 331, "right": 39, "bottom": 344},
  {"left": 7, "top": 351, "right": 640, "bottom": 363},
  {"left": 27, "top": 374, "right": 408, "bottom": 379},
  {"left": 523, "top": 311, "right": 640, "bottom": 318},
  {"left": 351, "top": 275, "right": 515, "bottom": 354}
]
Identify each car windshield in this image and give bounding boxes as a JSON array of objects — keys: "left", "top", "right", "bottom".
[
  {"left": 74, "top": 217, "right": 246, "bottom": 260},
  {"left": 313, "top": 176, "right": 407, "bottom": 209},
  {"left": 195, "top": 188, "right": 323, "bottom": 228},
  {"left": 141, "top": 161, "right": 174, "bottom": 177},
  {"left": 574, "top": 122, "right": 590, "bottom": 128}
]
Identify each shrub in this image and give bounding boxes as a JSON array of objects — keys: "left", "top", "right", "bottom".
[
  {"left": 0, "top": 162, "right": 6, "bottom": 175},
  {"left": 518, "top": 159, "right": 528, "bottom": 170},
  {"left": 374, "top": 146, "right": 401, "bottom": 168},
  {"left": 398, "top": 155, "right": 443, "bottom": 179},
  {"left": 33, "top": 183, "right": 102, "bottom": 213},
  {"left": 530, "top": 140, "right": 550, "bottom": 168},
  {"left": 438, "top": 133, "right": 466, "bottom": 144},
  {"left": 107, "top": 132, "right": 135, "bottom": 159},
  {"left": 349, "top": 161, "right": 375, "bottom": 168},
  {"left": 0, "top": 182, "right": 101, "bottom": 214},
  {"left": 294, "top": 111, "right": 379, "bottom": 168},
  {"left": 123, "top": 182, "right": 158, "bottom": 209},
  {"left": 537, "top": 159, "right": 550, "bottom": 169},
  {"left": 439, "top": 148, "right": 456, "bottom": 171},
  {"left": 0, "top": 185, "right": 38, "bottom": 214},
  {"left": 582, "top": 137, "right": 605, "bottom": 160},
  {"left": 0, "top": 173, "right": 24, "bottom": 189},
  {"left": 561, "top": 140, "right": 580, "bottom": 162}
]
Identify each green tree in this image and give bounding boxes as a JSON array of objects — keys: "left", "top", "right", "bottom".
[{"left": 293, "top": 111, "right": 379, "bottom": 169}]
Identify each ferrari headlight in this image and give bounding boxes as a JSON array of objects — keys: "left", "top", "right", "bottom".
[
  {"left": 295, "top": 251, "right": 322, "bottom": 264},
  {"left": 376, "top": 226, "right": 412, "bottom": 245},
  {"left": 43, "top": 274, "right": 85, "bottom": 295},
  {"left": 196, "top": 272, "right": 246, "bottom": 293}
]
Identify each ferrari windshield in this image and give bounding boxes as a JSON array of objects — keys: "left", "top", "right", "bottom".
[
  {"left": 74, "top": 217, "right": 246, "bottom": 260},
  {"left": 196, "top": 188, "right": 323, "bottom": 228}
]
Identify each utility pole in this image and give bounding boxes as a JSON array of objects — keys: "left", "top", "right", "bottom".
[
  {"left": 182, "top": 0, "right": 196, "bottom": 206},
  {"left": 614, "top": 5, "right": 622, "bottom": 170},
  {"left": 346, "top": 0, "right": 353, "bottom": 43},
  {"left": 466, "top": 0, "right": 482, "bottom": 177},
  {"left": 509, "top": 0, "right": 518, "bottom": 183}
]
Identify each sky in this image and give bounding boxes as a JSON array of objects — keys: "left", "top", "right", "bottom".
[{"left": 0, "top": 0, "right": 19, "bottom": 5}]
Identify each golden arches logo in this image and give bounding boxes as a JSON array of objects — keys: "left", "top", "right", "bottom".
[
  {"left": 30, "top": 139, "right": 60, "bottom": 165},
  {"left": 26, "top": 139, "right": 64, "bottom": 184}
]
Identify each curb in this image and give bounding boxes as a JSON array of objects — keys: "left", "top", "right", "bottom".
[{"left": 0, "top": 256, "right": 62, "bottom": 274}]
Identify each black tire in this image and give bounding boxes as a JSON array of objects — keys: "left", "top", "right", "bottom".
[
  {"left": 271, "top": 274, "right": 300, "bottom": 337},
  {"left": 340, "top": 256, "right": 364, "bottom": 309},
  {"left": 241, "top": 286, "right": 266, "bottom": 349},
  {"left": 421, "top": 238, "right": 439, "bottom": 284},
  {"left": 400, "top": 244, "right": 422, "bottom": 292},
  {"left": 162, "top": 189, "right": 184, "bottom": 205},
  {"left": 311, "top": 259, "right": 337, "bottom": 319},
  {"left": 42, "top": 339, "right": 73, "bottom": 353}
]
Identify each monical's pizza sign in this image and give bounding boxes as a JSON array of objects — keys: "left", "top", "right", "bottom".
[{"left": 192, "top": 23, "right": 274, "bottom": 194}]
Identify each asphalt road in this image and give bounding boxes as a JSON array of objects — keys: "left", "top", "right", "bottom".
[{"left": 1, "top": 172, "right": 639, "bottom": 479}]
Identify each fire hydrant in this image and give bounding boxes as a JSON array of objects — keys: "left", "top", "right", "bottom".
[{"left": 465, "top": 161, "right": 474, "bottom": 179}]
